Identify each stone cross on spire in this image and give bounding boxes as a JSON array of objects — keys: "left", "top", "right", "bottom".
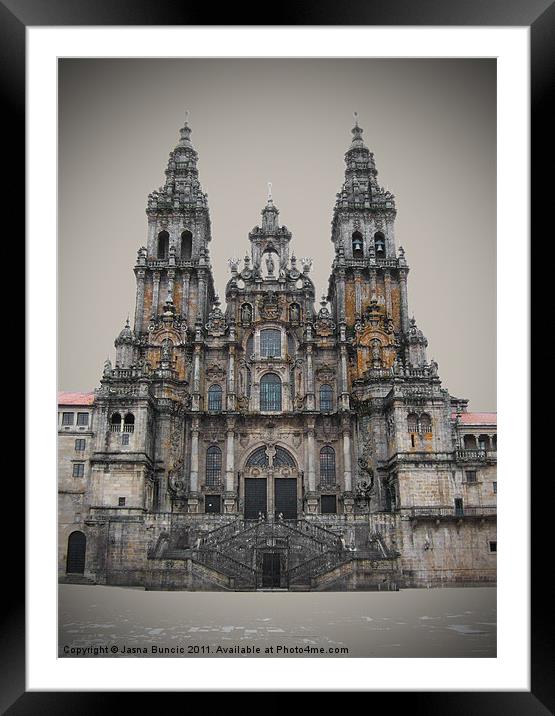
[{"left": 267, "top": 181, "right": 273, "bottom": 204}]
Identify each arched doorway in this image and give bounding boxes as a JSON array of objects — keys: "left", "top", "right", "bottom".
[
  {"left": 66, "top": 531, "right": 86, "bottom": 574},
  {"left": 242, "top": 446, "right": 299, "bottom": 520}
]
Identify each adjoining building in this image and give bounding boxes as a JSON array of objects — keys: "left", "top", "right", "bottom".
[{"left": 58, "top": 117, "right": 496, "bottom": 590}]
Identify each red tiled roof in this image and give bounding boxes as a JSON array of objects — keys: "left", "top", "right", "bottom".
[
  {"left": 452, "top": 412, "right": 497, "bottom": 425},
  {"left": 58, "top": 391, "right": 95, "bottom": 406}
]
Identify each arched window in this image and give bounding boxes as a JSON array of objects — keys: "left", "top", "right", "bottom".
[
  {"left": 245, "top": 446, "right": 295, "bottom": 468},
  {"left": 407, "top": 413, "right": 418, "bottom": 433},
  {"left": 208, "top": 384, "right": 222, "bottom": 411},
  {"left": 260, "top": 373, "right": 282, "bottom": 412},
  {"left": 246, "top": 446, "right": 269, "bottom": 467},
  {"left": 260, "top": 329, "right": 281, "bottom": 358},
  {"left": 464, "top": 435, "right": 477, "bottom": 449},
  {"left": 320, "top": 384, "right": 333, "bottom": 412},
  {"left": 352, "top": 231, "right": 364, "bottom": 257},
  {"left": 420, "top": 414, "right": 432, "bottom": 434},
  {"left": 110, "top": 413, "right": 122, "bottom": 432},
  {"left": 66, "top": 531, "right": 86, "bottom": 574},
  {"left": 320, "top": 446, "right": 336, "bottom": 485},
  {"left": 374, "top": 231, "right": 386, "bottom": 256},
  {"left": 157, "top": 230, "right": 169, "bottom": 259},
  {"left": 180, "top": 230, "right": 192, "bottom": 260},
  {"left": 274, "top": 447, "right": 296, "bottom": 467},
  {"left": 123, "top": 413, "right": 135, "bottom": 433},
  {"left": 206, "top": 446, "right": 222, "bottom": 486}
]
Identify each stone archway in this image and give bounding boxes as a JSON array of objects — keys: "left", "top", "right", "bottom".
[
  {"left": 242, "top": 445, "right": 300, "bottom": 520},
  {"left": 66, "top": 531, "right": 86, "bottom": 574}
]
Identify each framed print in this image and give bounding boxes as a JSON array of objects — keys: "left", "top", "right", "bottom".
[{"left": 14, "top": 1, "right": 548, "bottom": 711}]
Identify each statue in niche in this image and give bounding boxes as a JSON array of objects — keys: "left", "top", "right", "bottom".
[
  {"left": 430, "top": 358, "right": 438, "bottom": 376},
  {"left": 241, "top": 303, "right": 252, "bottom": 325},
  {"left": 265, "top": 253, "right": 275, "bottom": 276},
  {"left": 370, "top": 338, "right": 383, "bottom": 368},
  {"left": 289, "top": 303, "right": 300, "bottom": 323}
]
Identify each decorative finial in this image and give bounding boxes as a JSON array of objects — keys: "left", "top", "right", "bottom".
[
  {"left": 185, "top": 109, "right": 190, "bottom": 124},
  {"left": 353, "top": 111, "right": 359, "bottom": 127},
  {"left": 125, "top": 316, "right": 130, "bottom": 327},
  {"left": 267, "top": 181, "right": 273, "bottom": 203}
]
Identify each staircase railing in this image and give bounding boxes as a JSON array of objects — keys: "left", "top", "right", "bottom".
[
  {"left": 191, "top": 548, "right": 256, "bottom": 588},
  {"left": 286, "top": 519, "right": 343, "bottom": 550},
  {"left": 199, "top": 517, "right": 245, "bottom": 547},
  {"left": 286, "top": 549, "right": 347, "bottom": 585}
]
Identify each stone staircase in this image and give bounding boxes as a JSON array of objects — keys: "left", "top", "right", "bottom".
[{"left": 147, "top": 517, "right": 399, "bottom": 591}]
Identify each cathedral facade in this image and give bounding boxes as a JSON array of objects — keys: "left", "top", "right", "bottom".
[{"left": 58, "top": 117, "right": 497, "bottom": 591}]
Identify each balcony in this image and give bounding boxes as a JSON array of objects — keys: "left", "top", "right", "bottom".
[
  {"left": 455, "top": 449, "right": 496, "bottom": 463},
  {"left": 408, "top": 505, "right": 496, "bottom": 521}
]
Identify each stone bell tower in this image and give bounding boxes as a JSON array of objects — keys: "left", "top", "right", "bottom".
[{"left": 134, "top": 114, "right": 215, "bottom": 336}]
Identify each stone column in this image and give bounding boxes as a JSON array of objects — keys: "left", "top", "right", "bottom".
[
  {"left": 197, "top": 270, "right": 207, "bottom": 322},
  {"left": 188, "top": 420, "right": 200, "bottom": 513},
  {"left": 181, "top": 272, "right": 190, "bottom": 318},
  {"left": 167, "top": 269, "right": 175, "bottom": 302},
  {"left": 369, "top": 267, "right": 377, "bottom": 297},
  {"left": 399, "top": 268, "right": 409, "bottom": 333},
  {"left": 354, "top": 270, "right": 362, "bottom": 316},
  {"left": 133, "top": 269, "right": 146, "bottom": 334},
  {"left": 339, "top": 336, "right": 350, "bottom": 410},
  {"left": 336, "top": 269, "right": 346, "bottom": 323},
  {"left": 305, "top": 344, "right": 315, "bottom": 411},
  {"left": 305, "top": 420, "right": 319, "bottom": 514},
  {"left": 192, "top": 344, "right": 202, "bottom": 411},
  {"left": 384, "top": 270, "right": 392, "bottom": 317},
  {"left": 224, "top": 417, "right": 237, "bottom": 513},
  {"left": 342, "top": 418, "right": 354, "bottom": 517},
  {"left": 227, "top": 343, "right": 236, "bottom": 411},
  {"left": 152, "top": 271, "right": 161, "bottom": 318}
]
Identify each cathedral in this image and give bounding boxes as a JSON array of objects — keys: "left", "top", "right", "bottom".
[{"left": 58, "top": 116, "right": 497, "bottom": 591}]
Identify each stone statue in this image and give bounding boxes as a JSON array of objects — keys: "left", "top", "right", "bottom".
[
  {"left": 290, "top": 303, "right": 300, "bottom": 322},
  {"left": 265, "top": 253, "right": 275, "bottom": 276},
  {"left": 241, "top": 303, "right": 252, "bottom": 324}
]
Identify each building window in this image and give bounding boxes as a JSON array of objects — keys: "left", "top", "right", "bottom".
[
  {"left": 76, "top": 412, "right": 89, "bottom": 426},
  {"left": 180, "top": 230, "right": 192, "bottom": 260},
  {"left": 319, "top": 384, "right": 333, "bottom": 412},
  {"left": 110, "top": 413, "right": 122, "bottom": 432},
  {"left": 205, "top": 495, "right": 221, "bottom": 514},
  {"left": 320, "top": 446, "right": 336, "bottom": 486},
  {"left": 206, "top": 446, "right": 222, "bottom": 486},
  {"left": 123, "top": 413, "right": 135, "bottom": 433},
  {"left": 121, "top": 433, "right": 130, "bottom": 446},
  {"left": 208, "top": 384, "right": 223, "bottom": 411},
  {"left": 352, "top": 231, "right": 363, "bottom": 257},
  {"left": 157, "top": 230, "right": 169, "bottom": 259},
  {"left": 72, "top": 463, "right": 85, "bottom": 478},
  {"left": 489, "top": 540, "right": 497, "bottom": 553},
  {"left": 260, "top": 373, "right": 282, "bottom": 412},
  {"left": 465, "top": 470, "right": 477, "bottom": 484},
  {"left": 454, "top": 498, "right": 464, "bottom": 516},
  {"left": 75, "top": 439, "right": 86, "bottom": 452},
  {"left": 493, "top": 481, "right": 497, "bottom": 494},
  {"left": 62, "top": 412, "right": 74, "bottom": 426},
  {"left": 463, "top": 434, "right": 477, "bottom": 449},
  {"left": 321, "top": 495, "right": 337, "bottom": 514},
  {"left": 374, "top": 231, "right": 386, "bottom": 256},
  {"left": 407, "top": 413, "right": 418, "bottom": 433},
  {"left": 260, "top": 329, "right": 281, "bottom": 358},
  {"left": 118, "top": 497, "right": 126, "bottom": 507},
  {"left": 420, "top": 413, "right": 432, "bottom": 434}
]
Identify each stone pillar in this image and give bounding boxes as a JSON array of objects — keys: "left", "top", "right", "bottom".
[
  {"left": 342, "top": 418, "right": 354, "bottom": 517},
  {"left": 197, "top": 270, "right": 207, "bottom": 322},
  {"left": 336, "top": 269, "right": 346, "bottom": 324},
  {"left": 339, "top": 334, "right": 350, "bottom": 410},
  {"left": 305, "top": 420, "right": 319, "bottom": 514},
  {"left": 167, "top": 269, "right": 175, "bottom": 301},
  {"left": 134, "top": 269, "right": 146, "bottom": 334},
  {"left": 227, "top": 344, "right": 236, "bottom": 412},
  {"left": 370, "top": 267, "right": 377, "bottom": 297},
  {"left": 152, "top": 271, "right": 161, "bottom": 318},
  {"left": 192, "top": 344, "right": 202, "bottom": 411},
  {"left": 305, "top": 344, "right": 315, "bottom": 411},
  {"left": 399, "top": 268, "right": 409, "bottom": 333},
  {"left": 181, "top": 272, "right": 190, "bottom": 318},
  {"left": 188, "top": 420, "right": 200, "bottom": 513},
  {"left": 384, "top": 270, "right": 392, "bottom": 317},
  {"left": 354, "top": 270, "right": 362, "bottom": 316},
  {"left": 224, "top": 417, "right": 237, "bottom": 513}
]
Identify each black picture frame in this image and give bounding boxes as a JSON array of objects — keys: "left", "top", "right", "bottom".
[{"left": 13, "top": 0, "right": 546, "bottom": 711}]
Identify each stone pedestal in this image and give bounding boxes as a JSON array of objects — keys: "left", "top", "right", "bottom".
[
  {"left": 305, "top": 492, "right": 320, "bottom": 515},
  {"left": 343, "top": 492, "right": 355, "bottom": 519},
  {"left": 187, "top": 493, "right": 201, "bottom": 514},
  {"left": 223, "top": 493, "right": 237, "bottom": 514}
]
